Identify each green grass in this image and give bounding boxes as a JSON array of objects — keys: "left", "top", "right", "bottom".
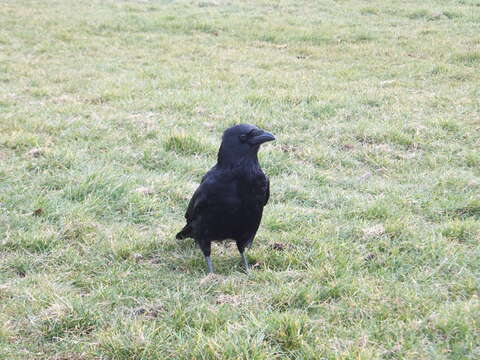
[{"left": 1, "top": 0, "right": 479, "bottom": 358}]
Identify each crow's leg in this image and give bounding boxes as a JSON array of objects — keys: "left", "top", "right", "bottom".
[
  {"left": 246, "top": 235, "right": 255, "bottom": 249},
  {"left": 236, "top": 241, "right": 249, "bottom": 273},
  {"left": 198, "top": 239, "right": 213, "bottom": 274},
  {"left": 240, "top": 252, "right": 249, "bottom": 273},
  {"left": 205, "top": 256, "right": 213, "bottom": 274}
]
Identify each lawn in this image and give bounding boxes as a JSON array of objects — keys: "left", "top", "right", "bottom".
[{"left": 0, "top": 0, "right": 479, "bottom": 358}]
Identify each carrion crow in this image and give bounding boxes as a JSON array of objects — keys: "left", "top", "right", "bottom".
[{"left": 176, "top": 124, "right": 275, "bottom": 274}]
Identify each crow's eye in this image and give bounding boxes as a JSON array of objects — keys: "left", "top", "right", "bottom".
[{"left": 239, "top": 134, "right": 247, "bottom": 142}]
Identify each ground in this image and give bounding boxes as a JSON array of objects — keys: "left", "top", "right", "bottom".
[{"left": 0, "top": 0, "right": 479, "bottom": 358}]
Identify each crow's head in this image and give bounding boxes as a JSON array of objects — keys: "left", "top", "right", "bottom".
[{"left": 217, "top": 124, "right": 275, "bottom": 166}]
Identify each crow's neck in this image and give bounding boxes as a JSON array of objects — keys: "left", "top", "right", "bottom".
[{"left": 217, "top": 147, "right": 260, "bottom": 169}]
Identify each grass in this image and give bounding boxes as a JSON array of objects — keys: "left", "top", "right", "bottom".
[{"left": 1, "top": 0, "right": 479, "bottom": 358}]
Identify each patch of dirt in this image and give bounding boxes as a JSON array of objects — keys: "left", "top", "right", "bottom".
[
  {"left": 134, "top": 187, "right": 154, "bottom": 195},
  {"left": 33, "top": 208, "right": 43, "bottom": 216},
  {"left": 216, "top": 294, "right": 241, "bottom": 305},
  {"left": 271, "top": 242, "right": 287, "bottom": 251},
  {"left": 362, "top": 224, "right": 385, "bottom": 238},
  {"left": 27, "top": 148, "right": 42, "bottom": 158},
  {"left": 133, "top": 303, "right": 164, "bottom": 318}
]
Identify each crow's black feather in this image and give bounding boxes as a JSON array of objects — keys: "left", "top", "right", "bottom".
[{"left": 176, "top": 124, "right": 275, "bottom": 273}]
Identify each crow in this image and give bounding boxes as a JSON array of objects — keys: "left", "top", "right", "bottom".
[{"left": 176, "top": 124, "right": 275, "bottom": 274}]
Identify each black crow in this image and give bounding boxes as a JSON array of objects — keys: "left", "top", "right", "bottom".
[{"left": 176, "top": 124, "right": 275, "bottom": 274}]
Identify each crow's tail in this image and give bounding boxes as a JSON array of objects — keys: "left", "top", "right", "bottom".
[{"left": 175, "top": 225, "right": 192, "bottom": 240}]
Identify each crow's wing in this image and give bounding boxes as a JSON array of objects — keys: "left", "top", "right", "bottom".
[
  {"left": 264, "top": 175, "right": 270, "bottom": 206},
  {"left": 184, "top": 174, "right": 209, "bottom": 223},
  {"left": 185, "top": 168, "right": 242, "bottom": 222},
  {"left": 175, "top": 173, "right": 210, "bottom": 240}
]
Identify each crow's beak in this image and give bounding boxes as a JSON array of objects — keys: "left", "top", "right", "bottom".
[{"left": 250, "top": 130, "right": 275, "bottom": 145}]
